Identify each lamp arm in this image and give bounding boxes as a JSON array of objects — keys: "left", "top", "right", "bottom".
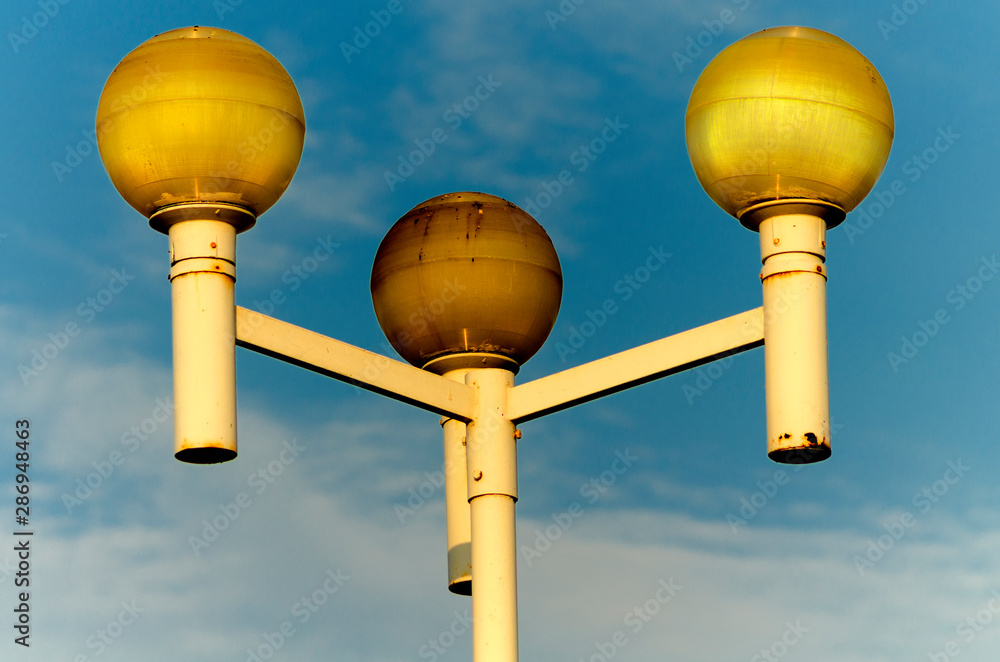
[
  {"left": 507, "top": 307, "right": 764, "bottom": 423},
  {"left": 234, "top": 306, "right": 476, "bottom": 421},
  {"left": 235, "top": 305, "right": 765, "bottom": 426}
]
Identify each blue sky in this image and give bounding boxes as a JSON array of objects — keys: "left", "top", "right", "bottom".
[{"left": 3, "top": 0, "right": 1000, "bottom": 660}]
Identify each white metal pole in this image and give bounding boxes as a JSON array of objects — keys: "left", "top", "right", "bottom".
[
  {"left": 167, "top": 216, "right": 239, "bottom": 463},
  {"left": 442, "top": 368, "right": 473, "bottom": 595},
  {"left": 465, "top": 368, "right": 518, "bottom": 662},
  {"left": 756, "top": 205, "right": 832, "bottom": 463}
]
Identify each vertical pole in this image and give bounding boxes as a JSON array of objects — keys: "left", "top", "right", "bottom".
[
  {"left": 168, "top": 218, "right": 239, "bottom": 463},
  {"left": 465, "top": 368, "right": 518, "bottom": 662},
  {"left": 757, "top": 205, "right": 832, "bottom": 463},
  {"left": 442, "top": 368, "right": 473, "bottom": 595}
]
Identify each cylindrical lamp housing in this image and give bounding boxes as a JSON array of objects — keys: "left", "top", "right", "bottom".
[
  {"left": 442, "top": 369, "right": 472, "bottom": 595},
  {"left": 751, "top": 202, "right": 839, "bottom": 463},
  {"left": 161, "top": 205, "right": 251, "bottom": 463}
]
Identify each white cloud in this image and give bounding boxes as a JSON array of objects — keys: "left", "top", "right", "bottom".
[{"left": 3, "top": 301, "right": 1000, "bottom": 661}]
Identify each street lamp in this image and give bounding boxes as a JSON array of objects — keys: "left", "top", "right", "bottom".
[
  {"left": 686, "top": 25, "right": 894, "bottom": 462},
  {"left": 97, "top": 26, "right": 306, "bottom": 463},
  {"left": 97, "top": 24, "right": 892, "bottom": 662}
]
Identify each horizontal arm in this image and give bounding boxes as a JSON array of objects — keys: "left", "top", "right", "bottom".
[
  {"left": 235, "top": 307, "right": 476, "bottom": 422},
  {"left": 507, "top": 307, "right": 764, "bottom": 423}
]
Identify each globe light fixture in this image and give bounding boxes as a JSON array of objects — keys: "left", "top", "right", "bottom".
[
  {"left": 97, "top": 26, "right": 305, "bottom": 464},
  {"left": 101, "top": 24, "right": 893, "bottom": 662},
  {"left": 686, "top": 26, "right": 893, "bottom": 462},
  {"left": 97, "top": 26, "right": 305, "bottom": 221},
  {"left": 686, "top": 25, "right": 894, "bottom": 222},
  {"left": 371, "top": 191, "right": 563, "bottom": 373},
  {"left": 371, "top": 191, "right": 562, "bottom": 594}
]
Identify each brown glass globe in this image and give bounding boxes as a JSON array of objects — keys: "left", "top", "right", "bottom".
[{"left": 371, "top": 193, "right": 563, "bottom": 372}]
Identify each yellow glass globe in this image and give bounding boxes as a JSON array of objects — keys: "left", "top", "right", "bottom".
[
  {"left": 686, "top": 26, "right": 894, "bottom": 227},
  {"left": 371, "top": 192, "right": 563, "bottom": 372},
  {"left": 96, "top": 26, "right": 305, "bottom": 229}
]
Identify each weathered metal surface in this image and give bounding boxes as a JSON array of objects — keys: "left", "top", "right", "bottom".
[{"left": 371, "top": 192, "right": 562, "bottom": 371}]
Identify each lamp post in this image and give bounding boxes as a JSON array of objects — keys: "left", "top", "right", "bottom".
[{"left": 98, "top": 24, "right": 893, "bottom": 662}]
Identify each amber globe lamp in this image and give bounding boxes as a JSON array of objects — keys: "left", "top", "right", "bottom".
[
  {"left": 685, "top": 25, "right": 894, "bottom": 228},
  {"left": 96, "top": 25, "right": 305, "bottom": 231},
  {"left": 96, "top": 26, "right": 306, "bottom": 465},
  {"left": 371, "top": 192, "right": 563, "bottom": 374},
  {"left": 686, "top": 26, "right": 895, "bottom": 464}
]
